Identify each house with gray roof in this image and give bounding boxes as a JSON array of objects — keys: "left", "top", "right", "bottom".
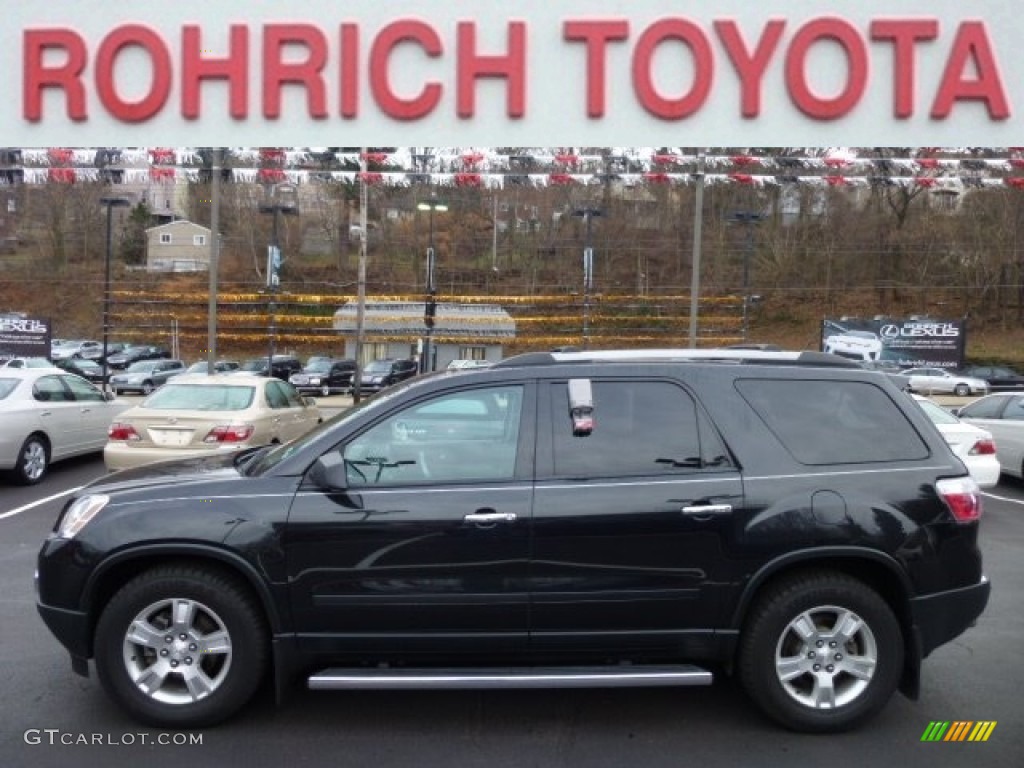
[{"left": 333, "top": 301, "right": 515, "bottom": 370}]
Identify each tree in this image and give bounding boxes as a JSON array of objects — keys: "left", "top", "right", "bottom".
[{"left": 120, "top": 202, "right": 153, "bottom": 266}]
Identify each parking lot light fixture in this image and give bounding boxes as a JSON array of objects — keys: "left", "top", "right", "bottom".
[
  {"left": 100, "top": 196, "right": 131, "bottom": 393},
  {"left": 417, "top": 195, "right": 448, "bottom": 373}
]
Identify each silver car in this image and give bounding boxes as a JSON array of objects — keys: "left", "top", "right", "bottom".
[
  {"left": 0, "top": 368, "right": 129, "bottom": 484},
  {"left": 903, "top": 367, "right": 989, "bottom": 397},
  {"left": 109, "top": 359, "right": 186, "bottom": 395},
  {"left": 957, "top": 393, "right": 1024, "bottom": 479}
]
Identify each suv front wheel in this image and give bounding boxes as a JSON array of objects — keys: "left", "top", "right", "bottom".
[
  {"left": 94, "top": 565, "right": 268, "bottom": 728},
  {"left": 737, "top": 571, "right": 903, "bottom": 733}
]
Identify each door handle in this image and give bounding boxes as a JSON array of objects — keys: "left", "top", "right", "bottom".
[
  {"left": 681, "top": 504, "right": 733, "bottom": 516},
  {"left": 463, "top": 512, "right": 517, "bottom": 524}
]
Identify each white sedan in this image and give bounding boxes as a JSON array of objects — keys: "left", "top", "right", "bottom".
[
  {"left": 903, "top": 367, "right": 990, "bottom": 397},
  {"left": 912, "top": 395, "right": 1000, "bottom": 488},
  {"left": 955, "top": 393, "right": 1024, "bottom": 479},
  {"left": 0, "top": 368, "right": 130, "bottom": 484}
]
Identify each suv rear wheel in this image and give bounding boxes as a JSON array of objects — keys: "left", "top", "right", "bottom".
[
  {"left": 737, "top": 571, "right": 903, "bottom": 732},
  {"left": 94, "top": 566, "right": 268, "bottom": 728}
]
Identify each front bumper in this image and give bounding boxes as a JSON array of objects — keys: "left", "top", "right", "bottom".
[{"left": 910, "top": 576, "right": 991, "bottom": 658}]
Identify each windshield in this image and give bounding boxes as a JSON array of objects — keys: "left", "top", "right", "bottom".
[
  {"left": 305, "top": 361, "right": 332, "bottom": 373},
  {"left": 143, "top": 383, "right": 255, "bottom": 410},
  {"left": 915, "top": 397, "right": 961, "bottom": 425},
  {"left": 363, "top": 360, "right": 392, "bottom": 373},
  {"left": 185, "top": 362, "right": 209, "bottom": 373},
  {"left": 126, "top": 361, "right": 160, "bottom": 373},
  {"left": 240, "top": 359, "right": 267, "bottom": 372}
]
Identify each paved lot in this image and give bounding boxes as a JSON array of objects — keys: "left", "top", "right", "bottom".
[{"left": 1, "top": 453, "right": 1021, "bottom": 768}]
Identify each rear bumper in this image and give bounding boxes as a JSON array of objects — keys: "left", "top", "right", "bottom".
[
  {"left": 104, "top": 442, "right": 247, "bottom": 471},
  {"left": 910, "top": 576, "right": 990, "bottom": 658}
]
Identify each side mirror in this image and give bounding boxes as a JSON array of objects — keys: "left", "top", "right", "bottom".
[{"left": 309, "top": 452, "right": 349, "bottom": 491}]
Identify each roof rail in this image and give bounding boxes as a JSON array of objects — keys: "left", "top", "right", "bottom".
[{"left": 494, "top": 349, "right": 860, "bottom": 368}]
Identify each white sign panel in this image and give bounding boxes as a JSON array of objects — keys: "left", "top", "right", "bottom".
[{"left": 1, "top": 1, "right": 1019, "bottom": 145}]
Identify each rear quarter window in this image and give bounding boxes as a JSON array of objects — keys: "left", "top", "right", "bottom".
[{"left": 735, "top": 379, "right": 929, "bottom": 465}]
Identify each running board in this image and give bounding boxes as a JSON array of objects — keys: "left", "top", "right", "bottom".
[{"left": 308, "top": 665, "right": 713, "bottom": 690}]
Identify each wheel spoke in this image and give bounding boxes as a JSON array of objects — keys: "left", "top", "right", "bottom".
[
  {"left": 198, "top": 629, "right": 231, "bottom": 656},
  {"left": 133, "top": 661, "right": 170, "bottom": 695},
  {"left": 182, "top": 667, "right": 216, "bottom": 701},
  {"left": 841, "top": 653, "right": 877, "bottom": 681},
  {"left": 833, "top": 610, "right": 863, "bottom": 644},
  {"left": 172, "top": 598, "right": 197, "bottom": 630},
  {"left": 126, "top": 618, "right": 165, "bottom": 651},
  {"left": 789, "top": 613, "right": 818, "bottom": 643},
  {"left": 776, "top": 655, "right": 810, "bottom": 682},
  {"left": 811, "top": 672, "right": 838, "bottom": 708}
]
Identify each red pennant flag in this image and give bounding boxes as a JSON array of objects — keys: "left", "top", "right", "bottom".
[
  {"left": 549, "top": 173, "right": 575, "bottom": 185},
  {"left": 48, "top": 168, "right": 76, "bottom": 183},
  {"left": 149, "top": 148, "right": 175, "bottom": 165},
  {"left": 731, "top": 155, "right": 760, "bottom": 167},
  {"left": 643, "top": 173, "right": 671, "bottom": 184},
  {"left": 652, "top": 154, "right": 680, "bottom": 165},
  {"left": 728, "top": 173, "right": 754, "bottom": 185},
  {"left": 47, "top": 148, "right": 74, "bottom": 166},
  {"left": 258, "top": 168, "right": 286, "bottom": 183},
  {"left": 149, "top": 167, "right": 176, "bottom": 182},
  {"left": 825, "top": 175, "right": 848, "bottom": 186},
  {"left": 1005, "top": 177, "right": 1024, "bottom": 189},
  {"left": 554, "top": 154, "right": 580, "bottom": 166},
  {"left": 358, "top": 171, "right": 383, "bottom": 183},
  {"left": 455, "top": 173, "right": 483, "bottom": 187},
  {"left": 914, "top": 177, "right": 937, "bottom": 187}
]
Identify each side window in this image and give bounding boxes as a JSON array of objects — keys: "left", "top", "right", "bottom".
[
  {"left": 1002, "top": 397, "right": 1024, "bottom": 421},
  {"left": 265, "top": 381, "right": 289, "bottom": 409},
  {"left": 343, "top": 385, "right": 524, "bottom": 486},
  {"left": 33, "top": 375, "right": 70, "bottom": 402},
  {"left": 960, "top": 396, "right": 1007, "bottom": 419},
  {"left": 61, "top": 375, "right": 104, "bottom": 402},
  {"left": 280, "top": 381, "right": 306, "bottom": 408},
  {"left": 550, "top": 380, "right": 712, "bottom": 478},
  {"left": 736, "top": 379, "right": 929, "bottom": 465}
]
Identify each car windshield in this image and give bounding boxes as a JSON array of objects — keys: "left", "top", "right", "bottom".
[
  {"left": 0, "top": 378, "right": 18, "bottom": 399},
  {"left": 126, "top": 361, "right": 160, "bottom": 372},
  {"left": 185, "top": 362, "right": 209, "bottom": 373},
  {"left": 143, "top": 383, "right": 255, "bottom": 410},
  {"left": 240, "top": 359, "right": 266, "bottom": 372},
  {"left": 74, "top": 360, "right": 101, "bottom": 370},
  {"left": 305, "top": 361, "right": 332, "bottom": 373},
  {"left": 364, "top": 361, "right": 393, "bottom": 373},
  {"left": 915, "top": 397, "right": 961, "bottom": 425}
]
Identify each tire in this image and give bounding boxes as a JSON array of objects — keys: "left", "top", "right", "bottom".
[
  {"left": 954, "top": 384, "right": 970, "bottom": 397},
  {"left": 141, "top": 381, "right": 155, "bottom": 395},
  {"left": 94, "top": 565, "right": 268, "bottom": 729},
  {"left": 12, "top": 434, "right": 49, "bottom": 485},
  {"left": 737, "top": 571, "right": 903, "bottom": 733},
  {"left": 321, "top": 385, "right": 331, "bottom": 397}
]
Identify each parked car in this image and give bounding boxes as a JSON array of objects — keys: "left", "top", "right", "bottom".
[
  {"left": 446, "top": 358, "right": 494, "bottom": 370},
  {"left": 37, "top": 349, "right": 989, "bottom": 732},
  {"left": 956, "top": 392, "right": 1024, "bottom": 479},
  {"left": 78, "top": 341, "right": 128, "bottom": 362},
  {"left": 1, "top": 356, "right": 58, "bottom": 369},
  {"left": 49, "top": 339, "right": 102, "bottom": 361},
  {"left": 105, "top": 345, "right": 170, "bottom": 370},
  {"left": 53, "top": 358, "right": 109, "bottom": 384},
  {"left": 238, "top": 355, "right": 303, "bottom": 381},
  {"left": 108, "top": 359, "right": 186, "bottom": 395},
  {"left": 902, "top": 367, "right": 989, "bottom": 396},
  {"left": 823, "top": 330, "right": 882, "bottom": 361},
  {"left": 104, "top": 373, "right": 322, "bottom": 471},
  {"left": 168, "top": 360, "right": 241, "bottom": 379},
  {"left": 960, "top": 365, "right": 1024, "bottom": 391},
  {"left": 356, "top": 357, "right": 419, "bottom": 393},
  {"left": 911, "top": 394, "right": 999, "bottom": 488},
  {"left": 0, "top": 368, "right": 129, "bottom": 484},
  {"left": 289, "top": 358, "right": 357, "bottom": 396}
]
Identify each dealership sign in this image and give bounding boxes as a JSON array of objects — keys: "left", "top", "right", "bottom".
[
  {"left": 1, "top": 1, "right": 1019, "bottom": 145},
  {"left": 0, "top": 316, "right": 51, "bottom": 358},
  {"left": 822, "top": 318, "right": 966, "bottom": 368}
]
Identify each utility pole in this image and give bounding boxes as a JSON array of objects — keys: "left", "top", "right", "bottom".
[{"left": 688, "top": 152, "right": 705, "bottom": 348}]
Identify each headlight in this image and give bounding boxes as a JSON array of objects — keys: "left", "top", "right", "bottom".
[
  {"left": 57, "top": 494, "right": 109, "bottom": 539},
  {"left": 310, "top": 377, "right": 321, "bottom": 384}
]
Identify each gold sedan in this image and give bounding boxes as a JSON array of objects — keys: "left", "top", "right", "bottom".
[{"left": 104, "top": 373, "right": 322, "bottom": 471}]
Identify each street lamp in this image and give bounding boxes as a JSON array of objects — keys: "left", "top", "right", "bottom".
[
  {"left": 728, "top": 211, "right": 766, "bottom": 341},
  {"left": 417, "top": 195, "right": 448, "bottom": 373},
  {"left": 100, "top": 196, "right": 131, "bottom": 392},
  {"left": 572, "top": 206, "right": 603, "bottom": 349},
  {"left": 258, "top": 184, "right": 298, "bottom": 376}
]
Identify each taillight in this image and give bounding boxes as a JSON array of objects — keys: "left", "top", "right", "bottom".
[
  {"left": 203, "top": 425, "right": 255, "bottom": 444},
  {"left": 969, "top": 438, "right": 997, "bottom": 456},
  {"left": 936, "top": 476, "right": 983, "bottom": 523},
  {"left": 108, "top": 423, "right": 141, "bottom": 442}
]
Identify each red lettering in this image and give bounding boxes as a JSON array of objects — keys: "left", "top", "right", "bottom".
[
  {"left": 369, "top": 20, "right": 442, "bottom": 120},
  {"left": 182, "top": 25, "right": 249, "bottom": 120},
  {"left": 263, "top": 24, "right": 328, "bottom": 119},
  {"left": 632, "top": 19, "right": 713, "bottom": 119},
  {"left": 931, "top": 21, "right": 1010, "bottom": 119},
  {"left": 456, "top": 22, "right": 527, "bottom": 118},
  {"left": 786, "top": 18, "right": 867, "bottom": 120},
  {"left": 715, "top": 20, "right": 786, "bottom": 118},
  {"left": 870, "top": 20, "right": 938, "bottom": 118},
  {"left": 340, "top": 23, "right": 359, "bottom": 118},
  {"left": 23, "top": 28, "right": 88, "bottom": 122},
  {"left": 95, "top": 25, "right": 172, "bottom": 122},
  {"left": 563, "top": 20, "right": 629, "bottom": 118}
]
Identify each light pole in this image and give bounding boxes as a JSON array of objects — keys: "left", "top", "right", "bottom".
[
  {"left": 417, "top": 195, "right": 448, "bottom": 373},
  {"left": 728, "top": 211, "right": 766, "bottom": 341},
  {"left": 258, "top": 184, "right": 298, "bottom": 376},
  {"left": 100, "top": 196, "right": 131, "bottom": 392},
  {"left": 572, "top": 206, "right": 602, "bottom": 349}
]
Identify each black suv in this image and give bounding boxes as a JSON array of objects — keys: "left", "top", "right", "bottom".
[
  {"left": 35, "top": 350, "right": 989, "bottom": 732},
  {"left": 105, "top": 344, "right": 170, "bottom": 370},
  {"left": 356, "top": 357, "right": 418, "bottom": 393},
  {"left": 238, "top": 355, "right": 303, "bottom": 381},
  {"left": 289, "top": 358, "right": 358, "bottom": 396}
]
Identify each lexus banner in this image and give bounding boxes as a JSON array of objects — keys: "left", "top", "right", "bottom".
[
  {"left": 0, "top": 315, "right": 52, "bottom": 358},
  {"left": 821, "top": 317, "right": 966, "bottom": 368}
]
